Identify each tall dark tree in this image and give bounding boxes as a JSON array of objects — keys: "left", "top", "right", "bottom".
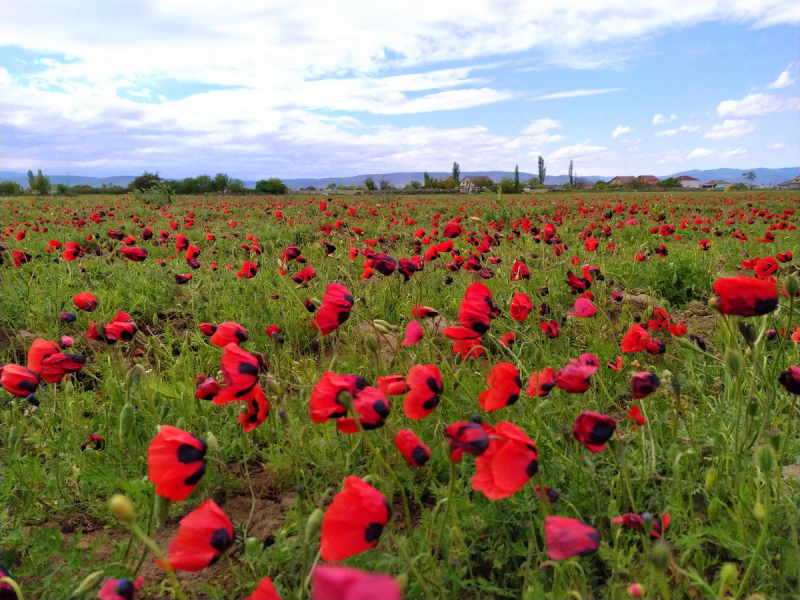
[
  {"left": 27, "top": 169, "right": 51, "bottom": 195},
  {"left": 568, "top": 160, "right": 574, "bottom": 188},
  {"left": 514, "top": 165, "right": 520, "bottom": 192},
  {"left": 128, "top": 171, "right": 160, "bottom": 192},
  {"left": 538, "top": 155, "right": 546, "bottom": 185},
  {"left": 364, "top": 176, "right": 376, "bottom": 190},
  {"left": 213, "top": 173, "right": 230, "bottom": 194},
  {"left": 452, "top": 162, "right": 461, "bottom": 184}
]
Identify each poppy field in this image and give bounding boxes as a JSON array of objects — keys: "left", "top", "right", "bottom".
[{"left": 1, "top": 189, "right": 800, "bottom": 600}]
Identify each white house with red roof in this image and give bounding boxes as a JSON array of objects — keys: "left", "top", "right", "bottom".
[{"left": 677, "top": 175, "right": 700, "bottom": 189}]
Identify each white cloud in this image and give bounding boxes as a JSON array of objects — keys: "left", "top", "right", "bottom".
[
  {"left": 771, "top": 142, "right": 784, "bottom": 149},
  {"left": 768, "top": 65, "right": 795, "bottom": 89},
  {"left": 655, "top": 124, "right": 700, "bottom": 137},
  {"left": 687, "top": 148, "right": 715, "bottom": 158},
  {"left": 656, "top": 128, "right": 677, "bottom": 137},
  {"left": 717, "top": 93, "right": 800, "bottom": 117},
  {"left": 522, "top": 118, "right": 561, "bottom": 135},
  {"left": 704, "top": 119, "right": 755, "bottom": 139},
  {"left": 723, "top": 148, "right": 747, "bottom": 158},
  {"left": 532, "top": 88, "right": 623, "bottom": 100},
  {"left": 549, "top": 141, "right": 609, "bottom": 160},
  {"left": 653, "top": 113, "right": 678, "bottom": 125},
  {"left": 612, "top": 125, "right": 631, "bottom": 138}
]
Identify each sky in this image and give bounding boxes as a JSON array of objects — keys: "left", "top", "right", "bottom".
[{"left": 1, "top": 0, "right": 799, "bottom": 179}]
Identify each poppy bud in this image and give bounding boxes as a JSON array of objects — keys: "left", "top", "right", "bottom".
[
  {"left": 365, "top": 333, "right": 378, "bottom": 353},
  {"left": 650, "top": 541, "right": 670, "bottom": 570},
  {"left": 358, "top": 295, "right": 367, "bottom": 305},
  {"left": 305, "top": 508, "right": 324, "bottom": 541},
  {"left": 757, "top": 445, "right": 775, "bottom": 474},
  {"left": 747, "top": 397, "right": 759, "bottom": 417},
  {"left": 119, "top": 404, "right": 135, "bottom": 442},
  {"left": 205, "top": 431, "right": 219, "bottom": 453},
  {"left": 338, "top": 390, "right": 354, "bottom": 410},
  {"left": 786, "top": 276, "right": 799, "bottom": 299},
  {"left": 753, "top": 501, "right": 766, "bottom": 521},
  {"left": 110, "top": 494, "right": 136, "bottom": 524},
  {"left": 71, "top": 570, "right": 104, "bottom": 597},
  {"left": 724, "top": 349, "right": 742, "bottom": 375},
  {"left": 373, "top": 319, "right": 396, "bottom": 331},
  {"left": 768, "top": 428, "right": 781, "bottom": 453},
  {"left": 719, "top": 563, "right": 739, "bottom": 592},
  {"left": 279, "top": 409, "right": 288, "bottom": 424},
  {"left": 159, "top": 403, "right": 170, "bottom": 422},
  {"left": 7, "top": 426, "right": 19, "bottom": 450},
  {"left": 395, "top": 573, "right": 408, "bottom": 592},
  {"left": 373, "top": 323, "right": 391, "bottom": 335},
  {"left": 737, "top": 322, "right": 757, "bottom": 346},
  {"left": 708, "top": 497, "right": 724, "bottom": 522},
  {"left": 245, "top": 537, "right": 261, "bottom": 559},
  {"left": 311, "top": 297, "right": 322, "bottom": 307},
  {"left": 154, "top": 493, "right": 171, "bottom": 529},
  {"left": 704, "top": 467, "right": 718, "bottom": 492},
  {"left": 265, "top": 375, "right": 281, "bottom": 395}
]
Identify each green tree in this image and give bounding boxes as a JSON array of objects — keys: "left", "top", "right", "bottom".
[
  {"left": 660, "top": 177, "right": 682, "bottom": 189},
  {"left": 195, "top": 175, "right": 212, "bottom": 193},
  {"left": 56, "top": 183, "right": 68, "bottom": 194},
  {"left": 27, "top": 169, "right": 51, "bottom": 195},
  {"left": 742, "top": 171, "right": 756, "bottom": 186},
  {"left": 452, "top": 161, "right": 461, "bottom": 184},
  {"left": 378, "top": 178, "right": 391, "bottom": 190},
  {"left": 0, "top": 181, "right": 23, "bottom": 196},
  {"left": 568, "top": 160, "right": 574, "bottom": 188},
  {"left": 423, "top": 171, "right": 438, "bottom": 188},
  {"left": 514, "top": 165, "right": 520, "bottom": 192},
  {"left": 128, "top": 171, "right": 161, "bottom": 192},
  {"left": 364, "top": 176, "right": 376, "bottom": 190},
  {"left": 538, "top": 156, "right": 546, "bottom": 185},
  {"left": 227, "top": 179, "right": 244, "bottom": 194},
  {"left": 408, "top": 180, "right": 422, "bottom": 189},
  {"left": 498, "top": 177, "right": 516, "bottom": 194},
  {"left": 326, "top": 183, "right": 337, "bottom": 190},
  {"left": 213, "top": 173, "right": 230, "bottom": 194},
  {"left": 255, "top": 178, "right": 288, "bottom": 195}
]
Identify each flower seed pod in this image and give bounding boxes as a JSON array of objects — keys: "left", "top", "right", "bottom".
[
  {"left": 245, "top": 537, "right": 261, "bottom": 559},
  {"left": 753, "top": 501, "right": 766, "bottom": 521},
  {"left": 785, "top": 276, "right": 799, "bottom": 299},
  {"left": 650, "top": 541, "right": 671, "bottom": 570},
  {"left": 159, "top": 402, "right": 170, "bottom": 422},
  {"left": 305, "top": 508, "right": 324, "bottom": 542},
  {"left": 71, "top": 570, "right": 105, "bottom": 597},
  {"left": 118, "top": 404, "right": 135, "bottom": 442},
  {"left": 724, "top": 348, "right": 742, "bottom": 375},
  {"left": 757, "top": 445, "right": 775, "bottom": 474},
  {"left": 719, "top": 562, "right": 739, "bottom": 592},
  {"left": 704, "top": 467, "right": 717, "bottom": 492},
  {"left": 110, "top": 494, "right": 136, "bottom": 524},
  {"left": 7, "top": 426, "right": 19, "bottom": 450},
  {"left": 365, "top": 333, "right": 378, "bottom": 353},
  {"left": 205, "top": 431, "right": 219, "bottom": 453}
]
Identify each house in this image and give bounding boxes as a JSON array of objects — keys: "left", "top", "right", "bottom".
[
  {"left": 638, "top": 175, "right": 660, "bottom": 186},
  {"left": 677, "top": 175, "right": 700, "bottom": 189},
  {"left": 460, "top": 177, "right": 481, "bottom": 193},
  {"left": 777, "top": 175, "right": 800, "bottom": 190},
  {"left": 701, "top": 179, "right": 733, "bottom": 189},
  {"left": 608, "top": 176, "right": 635, "bottom": 186}
]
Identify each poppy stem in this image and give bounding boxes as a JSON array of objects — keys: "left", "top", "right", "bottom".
[
  {"left": 387, "top": 529, "right": 438, "bottom": 598},
  {"left": 130, "top": 523, "right": 187, "bottom": 600},
  {"left": 0, "top": 577, "right": 22, "bottom": 600}
]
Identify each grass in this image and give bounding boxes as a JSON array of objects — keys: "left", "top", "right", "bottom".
[{"left": 1, "top": 189, "right": 799, "bottom": 599}]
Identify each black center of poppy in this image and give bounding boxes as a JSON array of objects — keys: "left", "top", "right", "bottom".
[
  {"left": 471, "top": 321, "right": 490, "bottom": 334},
  {"left": 426, "top": 376, "right": 443, "bottom": 394},
  {"left": 354, "top": 377, "right": 369, "bottom": 391},
  {"left": 754, "top": 297, "right": 778, "bottom": 315},
  {"left": 210, "top": 527, "right": 233, "bottom": 553},
  {"left": 177, "top": 442, "right": 206, "bottom": 464},
  {"left": 19, "top": 379, "right": 39, "bottom": 392},
  {"left": 373, "top": 400, "right": 390, "bottom": 418},
  {"left": 337, "top": 309, "right": 351, "bottom": 324},
  {"left": 364, "top": 522, "right": 384, "bottom": 544},
  {"left": 114, "top": 578, "right": 135, "bottom": 600},
  {"left": 238, "top": 361, "right": 258, "bottom": 376},
  {"left": 422, "top": 396, "right": 439, "bottom": 411},
  {"left": 184, "top": 461, "right": 207, "bottom": 486},
  {"left": 589, "top": 421, "right": 615, "bottom": 444},
  {"left": 342, "top": 293, "right": 354, "bottom": 306},
  {"left": 506, "top": 393, "right": 519, "bottom": 406},
  {"left": 526, "top": 458, "right": 539, "bottom": 477},
  {"left": 411, "top": 445, "right": 430, "bottom": 466},
  {"left": 234, "top": 328, "right": 247, "bottom": 341}
]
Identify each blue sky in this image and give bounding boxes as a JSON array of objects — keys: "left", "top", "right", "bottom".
[{"left": 1, "top": 1, "right": 798, "bottom": 179}]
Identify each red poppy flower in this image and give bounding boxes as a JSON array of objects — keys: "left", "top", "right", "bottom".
[
  {"left": 631, "top": 371, "right": 661, "bottom": 399},
  {"left": 412, "top": 305, "right": 438, "bottom": 318},
  {"left": 478, "top": 363, "right": 521, "bottom": 411},
  {"left": 611, "top": 513, "right": 645, "bottom": 531},
  {"left": 779, "top": 366, "right": 800, "bottom": 395},
  {"left": 214, "top": 343, "right": 260, "bottom": 405},
  {"left": 310, "top": 371, "right": 365, "bottom": 422},
  {"left": 608, "top": 356, "right": 623, "bottom": 371},
  {"left": 0, "top": 364, "right": 40, "bottom": 398},
  {"left": 238, "top": 261, "right": 258, "bottom": 279},
  {"left": 148, "top": 425, "right": 207, "bottom": 501},
  {"left": 403, "top": 364, "right": 443, "bottom": 420},
  {"left": 81, "top": 433, "right": 106, "bottom": 451},
  {"left": 402, "top": 320, "right": 423, "bottom": 346},
  {"left": 311, "top": 565, "right": 400, "bottom": 600},
  {"left": 312, "top": 283, "right": 354, "bottom": 336},
  {"left": 320, "top": 476, "right": 390, "bottom": 561},
  {"left": 195, "top": 376, "right": 221, "bottom": 401},
  {"left": 668, "top": 322, "right": 688, "bottom": 337},
  {"left": 174, "top": 273, "right": 192, "bottom": 284},
  {"left": 473, "top": 421, "right": 538, "bottom": 500},
  {"left": 627, "top": 405, "right": 646, "bottom": 427},
  {"left": 98, "top": 576, "right": 145, "bottom": 600},
  {"left": 198, "top": 322, "right": 217, "bottom": 336},
  {"left": 336, "top": 386, "right": 390, "bottom": 434},
  {"left": 545, "top": 516, "right": 600, "bottom": 560},
  {"left": 712, "top": 276, "right": 777, "bottom": 317},
  {"left": 292, "top": 265, "right": 317, "bottom": 284},
  {"left": 776, "top": 251, "right": 793, "bottom": 263},
  {"left": 73, "top": 292, "right": 98, "bottom": 311},
  {"left": 174, "top": 234, "right": 190, "bottom": 252},
  {"left": 377, "top": 375, "right": 406, "bottom": 396},
  {"left": 499, "top": 332, "right": 516, "bottom": 347},
  {"left": 565, "top": 271, "right": 590, "bottom": 294},
  {"left": 63, "top": 241, "right": 85, "bottom": 261},
  {"left": 527, "top": 367, "right": 556, "bottom": 397},
  {"left": 245, "top": 577, "right": 281, "bottom": 600},
  {"left": 265, "top": 325, "right": 281, "bottom": 339},
  {"left": 510, "top": 293, "right": 533, "bottom": 322},
  {"left": 649, "top": 514, "right": 671, "bottom": 539},
  {"left": 452, "top": 337, "right": 484, "bottom": 359},
  {"left": 157, "top": 499, "right": 233, "bottom": 571},
  {"left": 444, "top": 421, "right": 490, "bottom": 461},
  {"left": 104, "top": 321, "right": 138, "bottom": 343},
  {"left": 210, "top": 321, "right": 248, "bottom": 347},
  {"left": 120, "top": 247, "right": 148, "bottom": 262},
  {"left": 569, "top": 297, "right": 596, "bottom": 318},
  {"left": 27, "top": 339, "right": 60, "bottom": 373},
  {"left": 621, "top": 324, "right": 650, "bottom": 353},
  {"left": 370, "top": 253, "right": 396, "bottom": 276},
  {"left": 541, "top": 320, "right": 560, "bottom": 338},
  {"left": 573, "top": 411, "right": 617, "bottom": 453},
  {"left": 510, "top": 259, "right": 530, "bottom": 281},
  {"left": 238, "top": 383, "right": 271, "bottom": 432},
  {"left": 754, "top": 256, "right": 778, "bottom": 280},
  {"left": 395, "top": 429, "right": 431, "bottom": 467}
]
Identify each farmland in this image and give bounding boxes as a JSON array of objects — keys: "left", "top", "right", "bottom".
[{"left": 1, "top": 189, "right": 799, "bottom": 600}]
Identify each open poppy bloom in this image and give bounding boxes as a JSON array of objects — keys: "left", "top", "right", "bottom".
[
  {"left": 498, "top": 332, "right": 516, "bottom": 347},
  {"left": 573, "top": 411, "right": 617, "bottom": 453},
  {"left": 312, "top": 283, "right": 354, "bottom": 336},
  {"left": 174, "top": 273, "right": 192, "bottom": 284},
  {"left": 545, "top": 516, "right": 600, "bottom": 560},
  {"left": 527, "top": 367, "right": 556, "bottom": 397},
  {"left": 473, "top": 421, "right": 538, "bottom": 500},
  {"left": 245, "top": 577, "right": 281, "bottom": 600},
  {"left": 627, "top": 406, "right": 646, "bottom": 426},
  {"left": 608, "top": 356, "right": 623, "bottom": 371},
  {"left": 541, "top": 320, "right": 560, "bottom": 338},
  {"left": 412, "top": 305, "right": 438, "bottom": 318},
  {"left": 403, "top": 364, "right": 443, "bottom": 420},
  {"left": 510, "top": 293, "right": 533, "bottom": 322},
  {"left": 195, "top": 375, "right": 221, "bottom": 401},
  {"left": 779, "top": 366, "right": 800, "bottom": 395},
  {"left": 621, "top": 324, "right": 650, "bottom": 353},
  {"left": 395, "top": 429, "right": 431, "bottom": 467},
  {"left": 0, "top": 364, "right": 40, "bottom": 398},
  {"left": 311, "top": 565, "right": 400, "bottom": 600},
  {"left": 555, "top": 354, "right": 599, "bottom": 393},
  {"left": 377, "top": 375, "right": 406, "bottom": 396},
  {"left": 81, "top": 433, "right": 106, "bottom": 451},
  {"left": 73, "top": 292, "right": 98, "bottom": 311},
  {"left": 336, "top": 386, "right": 390, "bottom": 434},
  {"left": 98, "top": 576, "right": 145, "bottom": 600},
  {"left": 238, "top": 261, "right": 258, "bottom": 279},
  {"left": 310, "top": 371, "right": 364, "bottom": 423},
  {"left": 214, "top": 343, "right": 260, "bottom": 405},
  {"left": 478, "top": 362, "right": 521, "bottom": 411},
  {"left": 157, "top": 499, "right": 233, "bottom": 571},
  {"left": 668, "top": 322, "right": 688, "bottom": 337},
  {"left": 631, "top": 371, "right": 661, "bottom": 399},
  {"left": 120, "top": 247, "right": 148, "bottom": 262},
  {"left": 444, "top": 422, "right": 490, "bottom": 461},
  {"left": 13, "top": 250, "right": 32, "bottom": 268},
  {"left": 320, "top": 476, "right": 390, "bottom": 561},
  {"left": 711, "top": 276, "right": 777, "bottom": 317},
  {"left": 402, "top": 320, "right": 423, "bottom": 346},
  {"left": 199, "top": 322, "right": 218, "bottom": 336},
  {"left": 569, "top": 297, "right": 596, "bottom": 318},
  {"left": 209, "top": 321, "right": 248, "bottom": 347},
  {"left": 148, "top": 424, "right": 207, "bottom": 501},
  {"left": 371, "top": 253, "right": 396, "bottom": 276},
  {"left": 238, "top": 383, "right": 271, "bottom": 432}
]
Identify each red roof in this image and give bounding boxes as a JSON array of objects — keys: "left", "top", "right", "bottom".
[{"left": 677, "top": 175, "right": 699, "bottom": 181}]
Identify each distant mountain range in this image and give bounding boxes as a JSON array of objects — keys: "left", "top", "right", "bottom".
[{"left": 2, "top": 167, "right": 797, "bottom": 190}]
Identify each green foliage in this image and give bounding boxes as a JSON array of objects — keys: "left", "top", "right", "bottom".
[
  {"left": 452, "top": 161, "right": 460, "bottom": 183},
  {"left": 538, "top": 155, "right": 546, "bottom": 185},
  {"left": 127, "top": 171, "right": 161, "bottom": 192},
  {"left": 742, "top": 170, "right": 756, "bottom": 183},
  {"left": 660, "top": 177, "right": 682, "bottom": 189},
  {"left": 364, "top": 175, "right": 376, "bottom": 190},
  {"left": 27, "top": 169, "right": 50, "bottom": 195},
  {"left": 514, "top": 165, "right": 520, "bottom": 192},
  {"left": 0, "top": 180, "right": 23, "bottom": 196},
  {"left": 498, "top": 176, "right": 516, "bottom": 194},
  {"left": 568, "top": 160, "right": 574, "bottom": 187},
  {"left": 255, "top": 177, "right": 288, "bottom": 195}
]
